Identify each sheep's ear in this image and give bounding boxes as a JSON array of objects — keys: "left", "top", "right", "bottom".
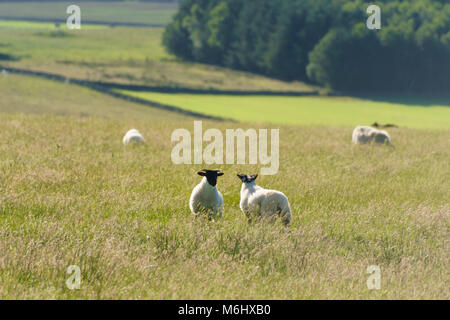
[
  {"left": 250, "top": 174, "right": 258, "bottom": 181},
  {"left": 217, "top": 172, "right": 224, "bottom": 177},
  {"left": 237, "top": 174, "right": 245, "bottom": 181},
  {"left": 198, "top": 171, "right": 206, "bottom": 176}
]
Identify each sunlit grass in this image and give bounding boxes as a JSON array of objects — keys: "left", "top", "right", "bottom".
[
  {"left": 0, "top": 1, "right": 177, "bottom": 25},
  {"left": 0, "top": 75, "right": 449, "bottom": 299},
  {"left": 0, "top": 24, "right": 168, "bottom": 63},
  {"left": 0, "top": 20, "right": 109, "bottom": 30},
  {"left": 0, "top": 20, "right": 315, "bottom": 91},
  {"left": 115, "top": 91, "right": 450, "bottom": 130}
]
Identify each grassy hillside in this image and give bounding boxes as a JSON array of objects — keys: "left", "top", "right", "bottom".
[
  {"left": 115, "top": 91, "right": 450, "bottom": 130},
  {"left": 0, "top": 1, "right": 178, "bottom": 25},
  {"left": 0, "top": 75, "right": 449, "bottom": 299},
  {"left": 0, "top": 74, "right": 185, "bottom": 119},
  {"left": 0, "top": 20, "right": 314, "bottom": 91}
]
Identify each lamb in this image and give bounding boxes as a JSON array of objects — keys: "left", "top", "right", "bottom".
[
  {"left": 352, "top": 125, "right": 391, "bottom": 145},
  {"left": 123, "top": 129, "right": 145, "bottom": 145},
  {"left": 189, "top": 169, "right": 224, "bottom": 220},
  {"left": 237, "top": 174, "right": 292, "bottom": 225}
]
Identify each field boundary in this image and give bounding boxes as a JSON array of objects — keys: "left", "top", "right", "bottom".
[
  {"left": 96, "top": 82, "right": 320, "bottom": 96},
  {"left": 1, "top": 65, "right": 322, "bottom": 120},
  {"left": 0, "top": 65, "right": 234, "bottom": 121},
  {"left": 0, "top": 16, "right": 166, "bottom": 28}
]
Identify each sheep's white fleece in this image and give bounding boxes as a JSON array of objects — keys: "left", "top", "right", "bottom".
[
  {"left": 189, "top": 177, "right": 224, "bottom": 219},
  {"left": 352, "top": 126, "right": 391, "bottom": 145},
  {"left": 123, "top": 129, "right": 145, "bottom": 145},
  {"left": 240, "top": 181, "right": 292, "bottom": 225}
]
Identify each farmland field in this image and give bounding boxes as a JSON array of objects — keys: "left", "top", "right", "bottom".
[
  {"left": 1, "top": 1, "right": 449, "bottom": 300},
  {"left": 0, "top": 20, "right": 314, "bottom": 91},
  {"left": 115, "top": 91, "right": 450, "bottom": 129},
  {"left": 1, "top": 74, "right": 449, "bottom": 299},
  {"left": 0, "top": 1, "right": 178, "bottom": 25}
]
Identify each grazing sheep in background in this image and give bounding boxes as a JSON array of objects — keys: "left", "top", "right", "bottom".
[
  {"left": 237, "top": 174, "right": 292, "bottom": 226},
  {"left": 2, "top": 69, "right": 8, "bottom": 77},
  {"left": 189, "top": 169, "right": 224, "bottom": 220},
  {"left": 123, "top": 129, "right": 145, "bottom": 145},
  {"left": 352, "top": 125, "right": 391, "bottom": 145},
  {"left": 371, "top": 122, "right": 398, "bottom": 129}
]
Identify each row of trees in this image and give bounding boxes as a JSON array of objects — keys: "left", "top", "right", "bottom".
[
  {"left": 163, "top": 0, "right": 450, "bottom": 92},
  {"left": 0, "top": 1, "right": 179, "bottom": 2}
]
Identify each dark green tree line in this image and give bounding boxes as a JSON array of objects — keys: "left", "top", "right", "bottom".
[{"left": 163, "top": 0, "right": 450, "bottom": 92}]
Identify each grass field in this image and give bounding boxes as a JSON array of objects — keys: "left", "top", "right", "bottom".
[
  {"left": 0, "top": 1, "right": 177, "bottom": 25},
  {"left": 0, "top": 21, "right": 166, "bottom": 65},
  {"left": 1, "top": 8, "right": 449, "bottom": 299},
  {"left": 0, "top": 20, "right": 314, "bottom": 91},
  {"left": 115, "top": 91, "right": 450, "bottom": 129},
  {"left": 2, "top": 18, "right": 446, "bottom": 130},
  {"left": 0, "top": 74, "right": 449, "bottom": 299}
]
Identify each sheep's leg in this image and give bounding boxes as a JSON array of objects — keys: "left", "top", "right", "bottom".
[
  {"left": 280, "top": 205, "right": 292, "bottom": 226},
  {"left": 209, "top": 207, "right": 219, "bottom": 221},
  {"left": 242, "top": 207, "right": 253, "bottom": 224}
]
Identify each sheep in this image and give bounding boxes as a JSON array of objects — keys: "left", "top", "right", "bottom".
[
  {"left": 352, "top": 125, "right": 391, "bottom": 145},
  {"left": 371, "top": 122, "right": 398, "bottom": 129},
  {"left": 237, "top": 174, "right": 292, "bottom": 225},
  {"left": 123, "top": 129, "right": 145, "bottom": 145},
  {"left": 189, "top": 169, "right": 224, "bottom": 220}
]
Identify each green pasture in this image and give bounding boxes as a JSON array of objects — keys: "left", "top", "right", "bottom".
[
  {"left": 115, "top": 91, "right": 450, "bottom": 130},
  {"left": 0, "top": 19, "right": 315, "bottom": 91},
  {"left": 0, "top": 74, "right": 449, "bottom": 299},
  {"left": 0, "top": 20, "right": 167, "bottom": 63},
  {"left": 0, "top": 0, "right": 448, "bottom": 300},
  {"left": 0, "top": 1, "right": 177, "bottom": 25}
]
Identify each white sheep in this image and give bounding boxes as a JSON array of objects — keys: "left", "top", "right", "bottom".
[
  {"left": 123, "top": 129, "right": 145, "bottom": 145},
  {"left": 189, "top": 169, "right": 224, "bottom": 220},
  {"left": 237, "top": 174, "right": 292, "bottom": 225},
  {"left": 352, "top": 126, "right": 391, "bottom": 145}
]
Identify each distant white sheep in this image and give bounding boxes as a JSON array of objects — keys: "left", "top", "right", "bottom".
[
  {"left": 352, "top": 126, "right": 391, "bottom": 145},
  {"left": 189, "top": 169, "right": 224, "bottom": 220},
  {"left": 237, "top": 174, "right": 292, "bottom": 225},
  {"left": 123, "top": 129, "right": 145, "bottom": 145}
]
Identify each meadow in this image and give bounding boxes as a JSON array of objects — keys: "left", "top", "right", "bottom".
[
  {"left": 0, "top": 1, "right": 178, "bottom": 25},
  {"left": 0, "top": 5, "right": 449, "bottom": 299},
  {"left": 115, "top": 91, "right": 450, "bottom": 129},
  {"left": 0, "top": 20, "right": 313, "bottom": 91},
  {"left": 0, "top": 74, "right": 449, "bottom": 299}
]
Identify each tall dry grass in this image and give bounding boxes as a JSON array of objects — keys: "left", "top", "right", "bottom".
[{"left": 0, "top": 75, "right": 448, "bottom": 299}]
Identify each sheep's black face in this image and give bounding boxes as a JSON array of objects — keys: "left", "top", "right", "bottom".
[
  {"left": 237, "top": 173, "right": 258, "bottom": 183},
  {"left": 198, "top": 169, "right": 224, "bottom": 187}
]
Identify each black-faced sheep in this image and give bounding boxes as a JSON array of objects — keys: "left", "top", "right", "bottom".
[{"left": 189, "top": 169, "right": 224, "bottom": 220}]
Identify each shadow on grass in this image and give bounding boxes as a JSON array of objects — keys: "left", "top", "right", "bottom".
[
  {"left": 0, "top": 16, "right": 166, "bottom": 28},
  {"left": 0, "top": 65, "right": 232, "bottom": 121},
  {"left": 35, "top": 30, "right": 76, "bottom": 38},
  {"left": 0, "top": 53, "right": 19, "bottom": 61},
  {"left": 347, "top": 93, "right": 450, "bottom": 107},
  {"left": 92, "top": 82, "right": 320, "bottom": 96}
]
